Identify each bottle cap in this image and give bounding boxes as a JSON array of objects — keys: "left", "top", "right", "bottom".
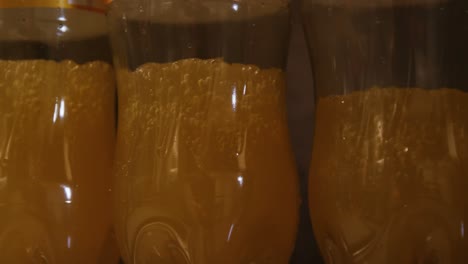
[{"left": 0, "top": 0, "right": 110, "bottom": 12}]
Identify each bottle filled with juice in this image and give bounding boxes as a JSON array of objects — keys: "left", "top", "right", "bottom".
[
  {"left": 0, "top": 1, "right": 119, "bottom": 263},
  {"left": 108, "top": 0, "right": 300, "bottom": 263},
  {"left": 303, "top": 0, "right": 468, "bottom": 263}
]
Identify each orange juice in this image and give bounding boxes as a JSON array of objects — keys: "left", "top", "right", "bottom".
[
  {"left": 310, "top": 87, "right": 468, "bottom": 263},
  {"left": 0, "top": 60, "right": 118, "bottom": 264}
]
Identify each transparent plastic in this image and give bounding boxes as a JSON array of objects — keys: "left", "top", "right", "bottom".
[
  {"left": 108, "top": 0, "right": 300, "bottom": 263},
  {"left": 0, "top": 3, "right": 119, "bottom": 264},
  {"left": 303, "top": 0, "right": 468, "bottom": 263}
]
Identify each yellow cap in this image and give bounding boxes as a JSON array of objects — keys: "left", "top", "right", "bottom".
[{"left": 0, "top": 0, "right": 109, "bottom": 12}]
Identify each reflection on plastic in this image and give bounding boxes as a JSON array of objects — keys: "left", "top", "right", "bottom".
[{"left": 0, "top": 60, "right": 118, "bottom": 263}]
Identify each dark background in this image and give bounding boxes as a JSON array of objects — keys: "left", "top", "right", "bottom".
[{"left": 286, "top": 0, "right": 323, "bottom": 263}]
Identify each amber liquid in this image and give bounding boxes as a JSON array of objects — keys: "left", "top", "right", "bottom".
[
  {"left": 114, "top": 58, "right": 299, "bottom": 264},
  {"left": 0, "top": 60, "right": 118, "bottom": 263},
  {"left": 309, "top": 88, "right": 468, "bottom": 263}
]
